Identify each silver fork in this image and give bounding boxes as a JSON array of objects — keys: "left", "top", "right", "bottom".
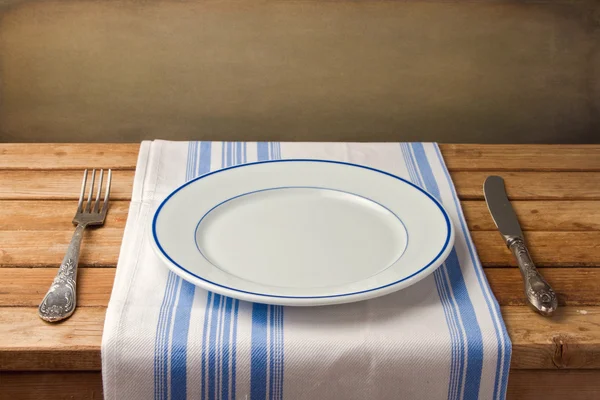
[{"left": 39, "top": 169, "right": 112, "bottom": 322}]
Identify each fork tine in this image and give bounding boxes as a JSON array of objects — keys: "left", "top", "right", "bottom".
[
  {"left": 85, "top": 169, "right": 96, "bottom": 212},
  {"left": 101, "top": 169, "right": 112, "bottom": 214},
  {"left": 77, "top": 169, "right": 88, "bottom": 213},
  {"left": 93, "top": 169, "right": 104, "bottom": 213}
]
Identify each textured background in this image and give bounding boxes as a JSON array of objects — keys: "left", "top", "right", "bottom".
[{"left": 1, "top": 0, "right": 599, "bottom": 143}]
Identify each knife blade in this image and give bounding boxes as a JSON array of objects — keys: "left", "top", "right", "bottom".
[{"left": 483, "top": 176, "right": 557, "bottom": 316}]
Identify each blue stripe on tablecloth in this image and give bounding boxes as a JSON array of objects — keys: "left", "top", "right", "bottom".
[
  {"left": 154, "top": 141, "right": 198, "bottom": 399},
  {"left": 170, "top": 142, "right": 212, "bottom": 400},
  {"left": 400, "top": 143, "right": 463, "bottom": 400},
  {"left": 154, "top": 272, "right": 177, "bottom": 400},
  {"left": 431, "top": 145, "right": 512, "bottom": 400},
  {"left": 207, "top": 294, "right": 221, "bottom": 400},
  {"left": 407, "top": 144, "right": 464, "bottom": 398},
  {"left": 404, "top": 143, "right": 467, "bottom": 399},
  {"left": 201, "top": 142, "right": 246, "bottom": 400},
  {"left": 250, "top": 302, "right": 269, "bottom": 399},
  {"left": 251, "top": 142, "right": 271, "bottom": 400},
  {"left": 275, "top": 299, "right": 284, "bottom": 399},
  {"left": 251, "top": 142, "right": 285, "bottom": 400},
  {"left": 201, "top": 292, "right": 213, "bottom": 400},
  {"left": 153, "top": 142, "right": 211, "bottom": 400},
  {"left": 221, "top": 297, "right": 233, "bottom": 400},
  {"left": 230, "top": 143, "right": 245, "bottom": 400},
  {"left": 205, "top": 143, "right": 231, "bottom": 400},
  {"left": 269, "top": 304, "right": 284, "bottom": 400},
  {"left": 434, "top": 266, "right": 459, "bottom": 399},
  {"left": 270, "top": 304, "right": 283, "bottom": 400},
  {"left": 155, "top": 141, "right": 194, "bottom": 400},
  {"left": 410, "top": 143, "right": 485, "bottom": 399},
  {"left": 270, "top": 142, "right": 284, "bottom": 400},
  {"left": 276, "top": 142, "right": 285, "bottom": 400},
  {"left": 231, "top": 299, "right": 240, "bottom": 400},
  {"left": 170, "top": 279, "right": 196, "bottom": 400},
  {"left": 257, "top": 141, "right": 269, "bottom": 163},
  {"left": 269, "top": 305, "right": 276, "bottom": 399}
]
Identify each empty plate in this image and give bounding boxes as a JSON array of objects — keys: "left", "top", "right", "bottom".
[{"left": 151, "top": 159, "right": 454, "bottom": 306}]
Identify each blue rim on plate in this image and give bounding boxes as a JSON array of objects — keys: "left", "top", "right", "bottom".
[{"left": 152, "top": 159, "right": 453, "bottom": 300}]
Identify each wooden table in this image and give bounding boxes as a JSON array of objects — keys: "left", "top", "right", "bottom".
[{"left": 1, "top": 144, "right": 599, "bottom": 399}]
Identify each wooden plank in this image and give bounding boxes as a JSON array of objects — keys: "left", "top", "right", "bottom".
[
  {"left": 506, "top": 306, "right": 600, "bottom": 370},
  {"left": 471, "top": 231, "right": 600, "bottom": 267},
  {"left": 2, "top": 267, "right": 600, "bottom": 308},
  {"left": 0, "top": 230, "right": 124, "bottom": 267},
  {"left": 462, "top": 200, "right": 600, "bottom": 232},
  {"left": 2, "top": 370, "right": 600, "bottom": 400},
  {"left": 0, "top": 200, "right": 129, "bottom": 231},
  {"left": 453, "top": 171, "right": 600, "bottom": 200},
  {"left": 2, "top": 199, "right": 598, "bottom": 233},
  {"left": 2, "top": 229, "right": 598, "bottom": 267},
  {"left": 2, "top": 170, "right": 600, "bottom": 201},
  {"left": 1, "top": 306, "right": 599, "bottom": 371},
  {"left": 0, "top": 143, "right": 139, "bottom": 170},
  {"left": 440, "top": 144, "right": 600, "bottom": 172},
  {"left": 0, "top": 371, "right": 103, "bottom": 400},
  {"left": 0, "top": 170, "right": 135, "bottom": 200},
  {"left": 1, "top": 144, "right": 599, "bottom": 172},
  {"left": 0, "top": 307, "right": 104, "bottom": 371},
  {"left": 2, "top": 200, "right": 598, "bottom": 232},
  {"left": 507, "top": 370, "right": 600, "bottom": 400},
  {"left": 0, "top": 268, "right": 114, "bottom": 307},
  {"left": 0, "top": 169, "right": 594, "bottom": 202},
  {"left": 487, "top": 268, "right": 600, "bottom": 307}
]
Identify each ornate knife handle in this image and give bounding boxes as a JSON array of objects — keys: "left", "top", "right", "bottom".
[
  {"left": 38, "top": 223, "right": 86, "bottom": 322},
  {"left": 507, "top": 237, "right": 557, "bottom": 316}
]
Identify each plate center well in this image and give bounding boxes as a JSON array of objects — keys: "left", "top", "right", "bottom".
[{"left": 195, "top": 187, "right": 408, "bottom": 288}]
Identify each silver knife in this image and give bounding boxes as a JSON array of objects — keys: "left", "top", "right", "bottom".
[{"left": 483, "top": 176, "right": 557, "bottom": 316}]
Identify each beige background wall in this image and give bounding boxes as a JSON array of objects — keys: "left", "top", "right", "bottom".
[{"left": 1, "top": 0, "right": 599, "bottom": 143}]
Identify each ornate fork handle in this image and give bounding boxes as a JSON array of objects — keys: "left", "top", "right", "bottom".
[
  {"left": 507, "top": 236, "right": 557, "bottom": 316},
  {"left": 39, "top": 223, "right": 86, "bottom": 322}
]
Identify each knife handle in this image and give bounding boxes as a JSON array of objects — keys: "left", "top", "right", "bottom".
[{"left": 507, "top": 237, "right": 558, "bottom": 316}]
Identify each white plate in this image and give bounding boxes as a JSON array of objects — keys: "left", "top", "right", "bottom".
[{"left": 151, "top": 160, "right": 454, "bottom": 306}]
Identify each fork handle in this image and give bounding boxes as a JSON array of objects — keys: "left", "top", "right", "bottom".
[{"left": 39, "top": 223, "right": 86, "bottom": 322}]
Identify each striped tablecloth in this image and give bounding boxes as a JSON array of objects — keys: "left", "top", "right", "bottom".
[{"left": 102, "top": 141, "right": 511, "bottom": 400}]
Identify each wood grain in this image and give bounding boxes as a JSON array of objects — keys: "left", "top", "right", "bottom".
[
  {"left": 0, "top": 170, "right": 134, "bottom": 200},
  {"left": 488, "top": 268, "right": 600, "bottom": 307},
  {"left": 506, "top": 306, "right": 600, "bottom": 370},
  {"left": 3, "top": 170, "right": 600, "bottom": 201},
  {"left": 0, "top": 143, "right": 140, "bottom": 170},
  {"left": 452, "top": 171, "right": 600, "bottom": 200},
  {"left": 3, "top": 267, "right": 600, "bottom": 308},
  {"left": 2, "top": 229, "right": 599, "bottom": 267},
  {"left": 0, "top": 371, "right": 103, "bottom": 400},
  {"left": 506, "top": 370, "right": 600, "bottom": 400},
  {"left": 440, "top": 145, "right": 600, "bottom": 172},
  {"left": 0, "top": 307, "right": 105, "bottom": 371},
  {"left": 0, "top": 200, "right": 130, "bottom": 231},
  {"left": 2, "top": 200, "right": 598, "bottom": 232},
  {"left": 1, "top": 144, "right": 599, "bottom": 385},
  {"left": 471, "top": 231, "right": 600, "bottom": 267},
  {"left": 0, "top": 230, "right": 124, "bottom": 267},
  {"left": 462, "top": 201, "right": 600, "bottom": 232},
  {"left": 0, "top": 268, "right": 114, "bottom": 307},
  {"left": 2, "top": 369, "right": 600, "bottom": 400},
  {"left": 2, "top": 306, "right": 599, "bottom": 371},
  {"left": 2, "top": 144, "right": 600, "bottom": 171}
]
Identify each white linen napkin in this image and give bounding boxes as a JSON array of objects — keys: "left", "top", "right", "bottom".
[{"left": 102, "top": 141, "right": 511, "bottom": 400}]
